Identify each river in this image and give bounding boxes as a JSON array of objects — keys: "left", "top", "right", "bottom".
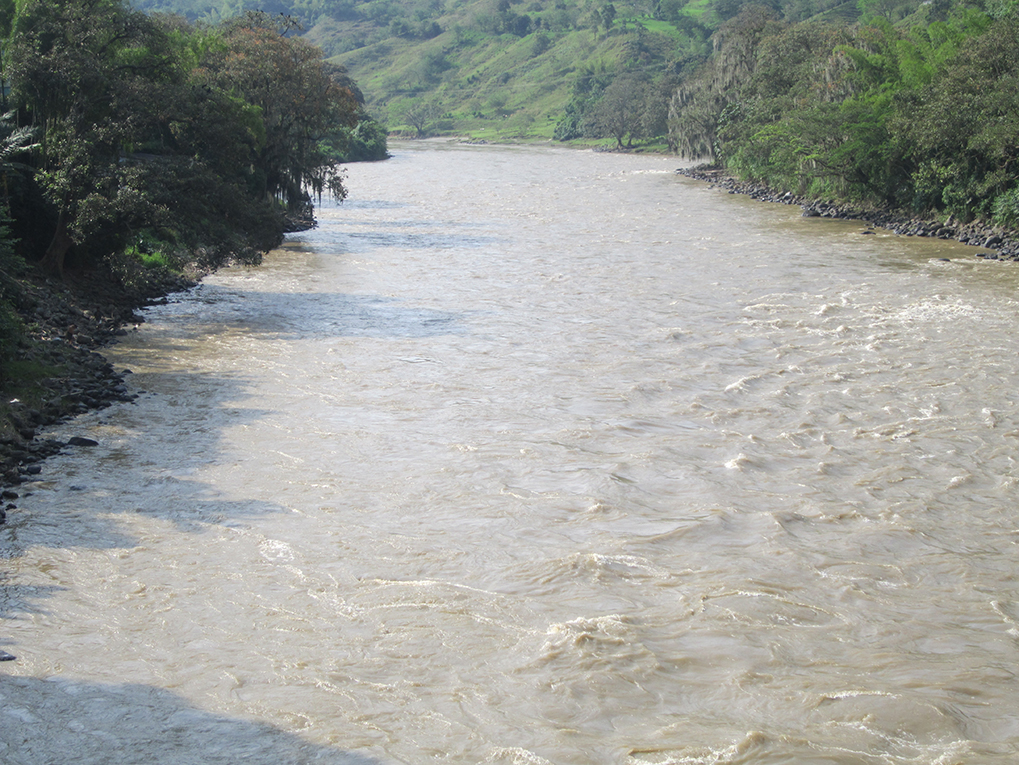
[{"left": 4, "top": 141, "right": 1019, "bottom": 764}]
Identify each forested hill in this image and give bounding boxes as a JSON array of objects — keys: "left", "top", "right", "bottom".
[
  {"left": 127, "top": 0, "right": 1019, "bottom": 234},
  {"left": 675, "top": 1, "right": 1019, "bottom": 231},
  {"left": 128, "top": 0, "right": 867, "bottom": 143}
]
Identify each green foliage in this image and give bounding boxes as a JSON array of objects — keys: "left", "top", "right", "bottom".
[
  {"left": 0, "top": 296, "right": 21, "bottom": 367},
  {"left": 668, "top": 0, "right": 1019, "bottom": 226},
  {"left": 857, "top": 0, "right": 918, "bottom": 23},
  {"left": 130, "top": 0, "right": 733, "bottom": 142},
  {"left": 889, "top": 10, "right": 1019, "bottom": 218},
  {"left": 123, "top": 230, "right": 175, "bottom": 270},
  {"left": 335, "top": 117, "right": 390, "bottom": 161},
  {"left": 668, "top": 6, "right": 781, "bottom": 159},
  {"left": 398, "top": 100, "right": 442, "bottom": 137},
  {"left": 0, "top": 207, "right": 23, "bottom": 369},
  {"left": 0, "top": 114, "right": 33, "bottom": 369},
  {"left": 214, "top": 14, "right": 360, "bottom": 209},
  {"left": 5, "top": 0, "right": 363, "bottom": 275},
  {"left": 993, "top": 187, "right": 1019, "bottom": 228},
  {"left": 0, "top": 0, "right": 13, "bottom": 39},
  {"left": 586, "top": 72, "right": 650, "bottom": 147}
]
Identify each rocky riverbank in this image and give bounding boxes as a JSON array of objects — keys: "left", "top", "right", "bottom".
[
  {"left": 0, "top": 212, "right": 318, "bottom": 512},
  {"left": 0, "top": 263, "right": 198, "bottom": 501},
  {"left": 678, "top": 166, "right": 1019, "bottom": 261}
]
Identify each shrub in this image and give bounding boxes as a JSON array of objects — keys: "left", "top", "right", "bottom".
[{"left": 993, "top": 186, "right": 1019, "bottom": 228}]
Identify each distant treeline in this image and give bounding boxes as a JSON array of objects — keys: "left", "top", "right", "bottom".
[
  {"left": 669, "top": 0, "right": 1019, "bottom": 225},
  {"left": 0, "top": 0, "right": 386, "bottom": 365}
]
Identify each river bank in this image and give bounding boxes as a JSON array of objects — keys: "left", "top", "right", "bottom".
[
  {"left": 678, "top": 165, "right": 1019, "bottom": 261},
  {"left": 0, "top": 263, "right": 198, "bottom": 498}
]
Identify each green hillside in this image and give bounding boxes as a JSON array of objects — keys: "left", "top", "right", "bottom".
[
  {"left": 129, "top": 0, "right": 861, "bottom": 143},
  {"left": 316, "top": 1, "right": 712, "bottom": 142}
]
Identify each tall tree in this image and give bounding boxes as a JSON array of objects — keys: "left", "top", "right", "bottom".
[
  {"left": 7, "top": 3, "right": 363, "bottom": 275},
  {"left": 668, "top": 6, "right": 779, "bottom": 160},
  {"left": 212, "top": 12, "right": 361, "bottom": 218},
  {"left": 589, "top": 74, "right": 648, "bottom": 149},
  {"left": 9, "top": 0, "right": 173, "bottom": 275}
]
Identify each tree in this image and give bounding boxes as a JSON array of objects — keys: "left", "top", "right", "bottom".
[
  {"left": 642, "top": 75, "right": 677, "bottom": 146},
  {"left": 213, "top": 12, "right": 360, "bottom": 217},
  {"left": 588, "top": 74, "right": 648, "bottom": 148},
  {"left": 7, "top": 2, "right": 363, "bottom": 276},
  {"left": 668, "top": 75, "right": 725, "bottom": 159},
  {"left": 0, "top": 112, "right": 35, "bottom": 368},
  {"left": 668, "top": 7, "right": 780, "bottom": 160},
  {"left": 335, "top": 117, "right": 390, "bottom": 162},
  {"left": 9, "top": 0, "right": 176, "bottom": 275},
  {"left": 892, "top": 12, "right": 1019, "bottom": 219},
  {"left": 601, "top": 2, "right": 617, "bottom": 29},
  {"left": 401, "top": 100, "right": 441, "bottom": 137}
]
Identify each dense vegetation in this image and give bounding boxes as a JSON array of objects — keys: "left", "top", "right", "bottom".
[
  {"left": 0, "top": 0, "right": 383, "bottom": 383},
  {"left": 128, "top": 0, "right": 810, "bottom": 143},
  {"left": 126, "top": 0, "right": 1018, "bottom": 229},
  {"left": 672, "top": 0, "right": 1019, "bottom": 226},
  {"left": 124, "top": 0, "right": 1019, "bottom": 232}
]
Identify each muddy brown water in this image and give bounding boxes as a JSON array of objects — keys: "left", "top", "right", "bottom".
[{"left": 3, "top": 142, "right": 1019, "bottom": 764}]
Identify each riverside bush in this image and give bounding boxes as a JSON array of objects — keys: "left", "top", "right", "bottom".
[{"left": 994, "top": 188, "right": 1019, "bottom": 229}]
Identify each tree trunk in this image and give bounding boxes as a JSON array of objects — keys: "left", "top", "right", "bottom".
[{"left": 40, "top": 207, "right": 72, "bottom": 278}]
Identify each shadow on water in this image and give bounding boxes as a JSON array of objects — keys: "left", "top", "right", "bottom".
[
  {"left": 301, "top": 201, "right": 503, "bottom": 253},
  {"left": 0, "top": 288, "right": 468, "bottom": 624},
  {"left": 0, "top": 369, "right": 387, "bottom": 765},
  {"left": 337, "top": 229, "right": 499, "bottom": 251},
  {"left": 334, "top": 199, "right": 406, "bottom": 211},
  {"left": 0, "top": 371, "right": 290, "bottom": 614},
  {"left": 0, "top": 572, "right": 64, "bottom": 620},
  {"left": 178, "top": 287, "right": 470, "bottom": 340},
  {"left": 0, "top": 675, "right": 383, "bottom": 765},
  {"left": 277, "top": 292, "right": 468, "bottom": 338}
]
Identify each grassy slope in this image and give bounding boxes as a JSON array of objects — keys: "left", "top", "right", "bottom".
[{"left": 313, "top": 1, "right": 707, "bottom": 142}]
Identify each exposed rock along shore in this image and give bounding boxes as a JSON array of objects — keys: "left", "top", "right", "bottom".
[
  {"left": 0, "top": 266, "right": 198, "bottom": 501},
  {"left": 678, "top": 166, "right": 1019, "bottom": 261}
]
